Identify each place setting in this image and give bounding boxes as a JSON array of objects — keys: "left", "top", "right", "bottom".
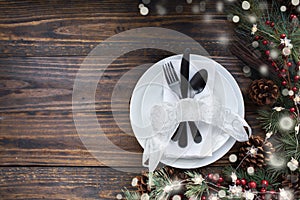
[{"left": 130, "top": 48, "right": 252, "bottom": 171}]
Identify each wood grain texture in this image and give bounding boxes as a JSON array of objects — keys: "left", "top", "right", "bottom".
[
  {"left": 0, "top": 167, "right": 142, "bottom": 200},
  {"left": 0, "top": 0, "right": 234, "bottom": 57},
  {"left": 0, "top": 55, "right": 259, "bottom": 166}
]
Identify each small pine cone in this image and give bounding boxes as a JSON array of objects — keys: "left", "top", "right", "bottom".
[
  {"left": 238, "top": 135, "right": 275, "bottom": 169},
  {"left": 281, "top": 173, "right": 300, "bottom": 199},
  {"left": 248, "top": 79, "right": 279, "bottom": 105},
  {"left": 165, "top": 166, "right": 189, "bottom": 180},
  {"left": 133, "top": 171, "right": 151, "bottom": 194}
]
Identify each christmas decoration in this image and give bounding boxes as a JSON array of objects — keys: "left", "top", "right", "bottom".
[
  {"left": 248, "top": 79, "right": 279, "bottom": 105},
  {"left": 281, "top": 173, "right": 300, "bottom": 199},
  {"left": 238, "top": 135, "right": 275, "bottom": 169},
  {"left": 133, "top": 171, "right": 151, "bottom": 194},
  {"left": 121, "top": 1, "right": 300, "bottom": 199}
]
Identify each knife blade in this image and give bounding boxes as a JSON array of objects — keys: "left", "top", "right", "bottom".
[{"left": 180, "top": 48, "right": 190, "bottom": 98}]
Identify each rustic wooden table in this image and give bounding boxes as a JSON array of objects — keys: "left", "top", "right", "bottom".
[{"left": 0, "top": 1, "right": 259, "bottom": 199}]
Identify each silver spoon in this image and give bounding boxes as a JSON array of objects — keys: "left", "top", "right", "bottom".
[{"left": 188, "top": 69, "right": 207, "bottom": 143}]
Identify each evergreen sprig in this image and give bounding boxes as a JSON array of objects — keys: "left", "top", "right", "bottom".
[
  {"left": 149, "top": 168, "right": 173, "bottom": 199},
  {"left": 275, "top": 132, "right": 300, "bottom": 160},
  {"left": 185, "top": 171, "right": 209, "bottom": 199},
  {"left": 122, "top": 188, "right": 141, "bottom": 200}
]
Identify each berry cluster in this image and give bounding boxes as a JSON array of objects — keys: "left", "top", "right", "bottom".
[{"left": 253, "top": 14, "right": 300, "bottom": 113}]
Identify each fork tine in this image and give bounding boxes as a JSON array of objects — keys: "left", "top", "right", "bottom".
[
  {"left": 169, "top": 62, "right": 179, "bottom": 82},
  {"left": 166, "top": 63, "right": 175, "bottom": 83},
  {"left": 163, "top": 64, "right": 171, "bottom": 84}
]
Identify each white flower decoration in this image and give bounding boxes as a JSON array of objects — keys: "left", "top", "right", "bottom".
[
  {"left": 287, "top": 157, "right": 299, "bottom": 171},
  {"left": 280, "top": 37, "right": 293, "bottom": 49},
  {"left": 243, "top": 190, "right": 255, "bottom": 200},
  {"left": 294, "top": 95, "right": 300, "bottom": 104},
  {"left": 229, "top": 185, "right": 243, "bottom": 197},
  {"left": 266, "top": 131, "right": 273, "bottom": 139},
  {"left": 231, "top": 172, "right": 237, "bottom": 183},
  {"left": 273, "top": 106, "right": 285, "bottom": 112},
  {"left": 248, "top": 146, "right": 258, "bottom": 156},
  {"left": 208, "top": 194, "right": 219, "bottom": 200},
  {"left": 251, "top": 24, "right": 257, "bottom": 34},
  {"left": 279, "top": 188, "right": 293, "bottom": 200},
  {"left": 192, "top": 174, "right": 204, "bottom": 185}
]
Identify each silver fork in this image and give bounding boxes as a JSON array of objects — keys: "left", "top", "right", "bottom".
[
  {"left": 163, "top": 61, "right": 186, "bottom": 145},
  {"left": 163, "top": 62, "right": 182, "bottom": 99}
]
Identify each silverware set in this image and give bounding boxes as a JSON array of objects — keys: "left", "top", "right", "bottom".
[{"left": 162, "top": 49, "right": 207, "bottom": 148}]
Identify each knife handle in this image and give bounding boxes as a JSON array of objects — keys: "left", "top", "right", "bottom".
[
  {"left": 171, "top": 122, "right": 184, "bottom": 141},
  {"left": 178, "top": 122, "right": 188, "bottom": 148}
]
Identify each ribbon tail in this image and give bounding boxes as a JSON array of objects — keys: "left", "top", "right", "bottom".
[
  {"left": 143, "top": 140, "right": 165, "bottom": 172},
  {"left": 142, "top": 125, "right": 179, "bottom": 172},
  {"left": 224, "top": 113, "right": 252, "bottom": 142}
]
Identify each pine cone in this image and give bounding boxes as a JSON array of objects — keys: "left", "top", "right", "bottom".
[
  {"left": 239, "top": 135, "right": 275, "bottom": 169},
  {"left": 248, "top": 79, "right": 279, "bottom": 105},
  {"left": 281, "top": 173, "right": 300, "bottom": 199},
  {"left": 165, "top": 166, "right": 189, "bottom": 180},
  {"left": 132, "top": 171, "right": 151, "bottom": 194}
]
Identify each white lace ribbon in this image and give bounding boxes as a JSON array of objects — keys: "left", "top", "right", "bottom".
[{"left": 143, "top": 98, "right": 251, "bottom": 171}]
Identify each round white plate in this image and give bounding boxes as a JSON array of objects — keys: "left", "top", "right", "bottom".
[{"left": 130, "top": 54, "right": 244, "bottom": 168}]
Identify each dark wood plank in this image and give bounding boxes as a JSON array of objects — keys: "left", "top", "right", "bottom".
[
  {"left": 0, "top": 167, "right": 142, "bottom": 200},
  {"left": 0, "top": 0, "right": 234, "bottom": 57},
  {"left": 0, "top": 55, "right": 260, "bottom": 166}
]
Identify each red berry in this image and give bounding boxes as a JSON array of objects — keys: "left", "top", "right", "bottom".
[
  {"left": 282, "top": 81, "right": 287, "bottom": 86},
  {"left": 241, "top": 178, "right": 247, "bottom": 186},
  {"left": 291, "top": 14, "right": 297, "bottom": 20},
  {"left": 297, "top": 61, "right": 300, "bottom": 66},
  {"left": 254, "top": 35, "right": 260, "bottom": 40},
  {"left": 265, "top": 50, "right": 270, "bottom": 56},
  {"left": 208, "top": 173, "right": 213, "bottom": 180},
  {"left": 271, "top": 62, "right": 276, "bottom": 67},
  {"left": 270, "top": 22, "right": 275, "bottom": 27},
  {"left": 261, "top": 188, "right": 267, "bottom": 193},
  {"left": 266, "top": 20, "right": 270, "bottom": 25},
  {"left": 290, "top": 107, "right": 296, "bottom": 112},
  {"left": 218, "top": 177, "right": 224, "bottom": 183},
  {"left": 201, "top": 196, "right": 206, "bottom": 200},
  {"left": 293, "top": 87, "right": 298, "bottom": 92},
  {"left": 262, "top": 40, "right": 268, "bottom": 45},
  {"left": 261, "top": 180, "right": 269, "bottom": 187},
  {"left": 281, "top": 69, "right": 286, "bottom": 73},
  {"left": 295, "top": 75, "right": 300, "bottom": 81},
  {"left": 280, "top": 34, "right": 286, "bottom": 39},
  {"left": 287, "top": 62, "right": 292, "bottom": 67},
  {"left": 236, "top": 179, "right": 241, "bottom": 185},
  {"left": 248, "top": 181, "right": 257, "bottom": 189}
]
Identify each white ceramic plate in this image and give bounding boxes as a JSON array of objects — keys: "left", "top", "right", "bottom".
[{"left": 130, "top": 54, "right": 244, "bottom": 168}]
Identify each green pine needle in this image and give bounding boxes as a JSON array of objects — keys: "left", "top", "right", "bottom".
[
  {"left": 122, "top": 188, "right": 141, "bottom": 200},
  {"left": 185, "top": 171, "right": 208, "bottom": 199}
]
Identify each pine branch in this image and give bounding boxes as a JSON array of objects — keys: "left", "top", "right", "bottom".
[
  {"left": 185, "top": 171, "right": 209, "bottom": 199},
  {"left": 122, "top": 188, "right": 141, "bottom": 200}
]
